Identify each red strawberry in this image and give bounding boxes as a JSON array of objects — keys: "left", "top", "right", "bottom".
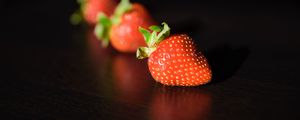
[
  {"left": 83, "top": 0, "right": 117, "bottom": 25},
  {"left": 150, "top": 87, "right": 211, "bottom": 120},
  {"left": 94, "top": 0, "right": 155, "bottom": 52},
  {"left": 137, "top": 22, "right": 212, "bottom": 86},
  {"left": 71, "top": 0, "right": 117, "bottom": 25}
]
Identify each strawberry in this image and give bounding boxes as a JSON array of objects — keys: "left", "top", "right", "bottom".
[
  {"left": 136, "top": 22, "right": 212, "bottom": 86},
  {"left": 94, "top": 0, "right": 155, "bottom": 52},
  {"left": 71, "top": 0, "right": 117, "bottom": 25}
]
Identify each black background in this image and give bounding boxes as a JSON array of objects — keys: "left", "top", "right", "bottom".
[{"left": 1, "top": 0, "right": 300, "bottom": 119}]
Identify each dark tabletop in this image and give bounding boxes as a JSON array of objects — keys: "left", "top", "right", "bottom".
[{"left": 1, "top": 0, "right": 300, "bottom": 119}]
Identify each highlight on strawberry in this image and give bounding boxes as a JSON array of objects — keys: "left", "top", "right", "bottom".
[
  {"left": 136, "top": 22, "right": 212, "bottom": 86},
  {"left": 70, "top": 0, "right": 117, "bottom": 25},
  {"left": 94, "top": 0, "right": 155, "bottom": 51}
]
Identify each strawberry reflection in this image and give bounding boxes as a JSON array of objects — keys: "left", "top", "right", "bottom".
[
  {"left": 86, "top": 27, "right": 114, "bottom": 73},
  {"left": 150, "top": 87, "right": 212, "bottom": 120},
  {"left": 112, "top": 54, "right": 154, "bottom": 104},
  {"left": 86, "top": 27, "right": 114, "bottom": 65},
  {"left": 85, "top": 27, "right": 115, "bottom": 94}
]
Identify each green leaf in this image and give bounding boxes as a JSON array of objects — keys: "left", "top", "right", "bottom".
[
  {"left": 70, "top": 10, "right": 82, "bottom": 25},
  {"left": 156, "top": 22, "right": 171, "bottom": 43},
  {"left": 94, "top": 13, "right": 112, "bottom": 47},
  {"left": 77, "top": 0, "right": 85, "bottom": 4},
  {"left": 94, "top": 22, "right": 105, "bottom": 40},
  {"left": 136, "top": 22, "right": 171, "bottom": 60},
  {"left": 149, "top": 25, "right": 162, "bottom": 32},
  {"left": 78, "top": 0, "right": 86, "bottom": 15},
  {"left": 136, "top": 47, "right": 156, "bottom": 59},
  {"left": 98, "top": 13, "right": 111, "bottom": 27},
  {"left": 149, "top": 31, "right": 157, "bottom": 47},
  {"left": 70, "top": 0, "right": 86, "bottom": 25},
  {"left": 111, "top": 0, "right": 132, "bottom": 25},
  {"left": 139, "top": 27, "right": 151, "bottom": 45}
]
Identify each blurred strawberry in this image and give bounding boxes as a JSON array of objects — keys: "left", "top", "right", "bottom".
[
  {"left": 71, "top": 0, "right": 117, "bottom": 25},
  {"left": 150, "top": 87, "right": 212, "bottom": 120},
  {"left": 112, "top": 54, "right": 154, "bottom": 104},
  {"left": 94, "top": 0, "right": 155, "bottom": 52}
]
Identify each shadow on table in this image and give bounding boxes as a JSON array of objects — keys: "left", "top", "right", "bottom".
[
  {"left": 205, "top": 45, "right": 250, "bottom": 84},
  {"left": 169, "top": 18, "right": 250, "bottom": 85}
]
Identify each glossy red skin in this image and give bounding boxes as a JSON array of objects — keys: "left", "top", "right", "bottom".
[
  {"left": 150, "top": 88, "right": 212, "bottom": 120},
  {"left": 148, "top": 34, "right": 212, "bottom": 86},
  {"left": 110, "top": 3, "right": 155, "bottom": 53},
  {"left": 83, "top": 0, "right": 117, "bottom": 25}
]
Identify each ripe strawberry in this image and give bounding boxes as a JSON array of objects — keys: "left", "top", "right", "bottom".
[
  {"left": 84, "top": 0, "right": 117, "bottom": 25},
  {"left": 137, "top": 22, "right": 212, "bottom": 86},
  {"left": 94, "top": 0, "right": 155, "bottom": 52},
  {"left": 71, "top": 0, "right": 117, "bottom": 25}
]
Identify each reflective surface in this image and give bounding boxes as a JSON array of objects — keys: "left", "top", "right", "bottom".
[
  {"left": 1, "top": 0, "right": 300, "bottom": 119},
  {"left": 150, "top": 87, "right": 211, "bottom": 120}
]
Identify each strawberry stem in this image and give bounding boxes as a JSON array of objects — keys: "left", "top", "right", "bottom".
[{"left": 136, "top": 22, "right": 171, "bottom": 59}]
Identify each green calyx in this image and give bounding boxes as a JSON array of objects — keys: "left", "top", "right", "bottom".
[
  {"left": 136, "top": 22, "right": 171, "bottom": 59},
  {"left": 70, "top": 0, "right": 86, "bottom": 25},
  {"left": 94, "top": 13, "right": 111, "bottom": 47},
  {"left": 94, "top": 0, "right": 132, "bottom": 47}
]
